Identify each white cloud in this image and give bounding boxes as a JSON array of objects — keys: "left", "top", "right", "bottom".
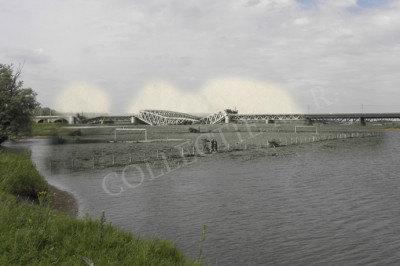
[{"left": 1, "top": 0, "right": 399, "bottom": 113}]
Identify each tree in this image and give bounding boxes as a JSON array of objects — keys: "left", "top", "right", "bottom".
[
  {"left": 0, "top": 64, "right": 39, "bottom": 144},
  {"left": 34, "top": 106, "right": 57, "bottom": 116}
]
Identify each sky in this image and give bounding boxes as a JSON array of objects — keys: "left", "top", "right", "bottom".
[{"left": 1, "top": 0, "right": 400, "bottom": 114}]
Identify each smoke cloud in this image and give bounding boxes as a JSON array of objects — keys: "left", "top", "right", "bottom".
[
  {"left": 127, "top": 78, "right": 302, "bottom": 114},
  {"left": 56, "top": 82, "right": 110, "bottom": 113}
]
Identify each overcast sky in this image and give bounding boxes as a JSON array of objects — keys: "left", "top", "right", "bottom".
[{"left": 1, "top": 0, "right": 400, "bottom": 114}]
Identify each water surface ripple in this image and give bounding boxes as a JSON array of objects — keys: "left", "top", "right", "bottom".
[{"left": 16, "top": 131, "right": 400, "bottom": 265}]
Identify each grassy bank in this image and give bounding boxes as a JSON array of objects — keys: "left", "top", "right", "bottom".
[
  {"left": 31, "top": 123, "right": 67, "bottom": 137},
  {"left": 0, "top": 151, "right": 47, "bottom": 198},
  {"left": 0, "top": 150, "right": 201, "bottom": 265}
]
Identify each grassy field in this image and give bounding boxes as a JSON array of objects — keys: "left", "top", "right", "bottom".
[
  {"left": 44, "top": 122, "right": 382, "bottom": 173},
  {"left": 0, "top": 150, "right": 202, "bottom": 265}
]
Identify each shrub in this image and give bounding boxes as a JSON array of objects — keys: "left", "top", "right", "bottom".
[
  {"left": 189, "top": 127, "right": 199, "bottom": 133},
  {"left": 0, "top": 151, "right": 47, "bottom": 198}
]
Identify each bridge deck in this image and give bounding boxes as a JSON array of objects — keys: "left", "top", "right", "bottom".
[{"left": 37, "top": 112, "right": 400, "bottom": 125}]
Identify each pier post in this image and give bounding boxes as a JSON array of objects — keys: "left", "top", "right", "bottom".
[
  {"left": 360, "top": 117, "right": 366, "bottom": 126},
  {"left": 68, "top": 115, "right": 74, "bottom": 124}
]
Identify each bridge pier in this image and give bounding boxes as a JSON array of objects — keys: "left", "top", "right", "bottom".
[
  {"left": 266, "top": 119, "right": 274, "bottom": 124},
  {"left": 225, "top": 115, "right": 231, "bottom": 123},
  {"left": 305, "top": 118, "right": 313, "bottom": 126},
  {"left": 131, "top": 116, "right": 137, "bottom": 124},
  {"left": 68, "top": 116, "right": 74, "bottom": 124},
  {"left": 360, "top": 117, "right": 366, "bottom": 126}
]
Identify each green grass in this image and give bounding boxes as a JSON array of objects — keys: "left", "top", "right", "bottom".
[
  {"left": 31, "top": 123, "right": 67, "bottom": 137},
  {"left": 0, "top": 151, "right": 47, "bottom": 198},
  {"left": 0, "top": 151, "right": 201, "bottom": 265}
]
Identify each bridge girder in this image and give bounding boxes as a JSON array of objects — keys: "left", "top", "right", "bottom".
[
  {"left": 199, "top": 111, "right": 226, "bottom": 124},
  {"left": 138, "top": 110, "right": 200, "bottom": 126},
  {"left": 232, "top": 114, "right": 305, "bottom": 121}
]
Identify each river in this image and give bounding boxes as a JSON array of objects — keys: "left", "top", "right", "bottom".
[{"left": 6, "top": 131, "right": 400, "bottom": 265}]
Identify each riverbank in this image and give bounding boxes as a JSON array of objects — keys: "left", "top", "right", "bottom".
[
  {"left": 0, "top": 149, "right": 201, "bottom": 265},
  {"left": 47, "top": 184, "right": 78, "bottom": 217}
]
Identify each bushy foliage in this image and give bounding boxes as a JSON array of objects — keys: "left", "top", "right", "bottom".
[
  {"left": 34, "top": 107, "right": 57, "bottom": 116},
  {"left": 0, "top": 151, "right": 47, "bottom": 198},
  {"left": 0, "top": 64, "right": 39, "bottom": 144}
]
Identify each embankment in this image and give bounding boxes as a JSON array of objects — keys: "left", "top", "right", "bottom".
[{"left": 0, "top": 149, "right": 200, "bottom": 265}]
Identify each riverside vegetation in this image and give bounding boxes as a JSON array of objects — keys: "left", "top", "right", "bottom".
[{"left": 0, "top": 150, "right": 203, "bottom": 265}]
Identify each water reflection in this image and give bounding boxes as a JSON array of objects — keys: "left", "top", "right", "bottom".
[{"left": 7, "top": 132, "right": 400, "bottom": 265}]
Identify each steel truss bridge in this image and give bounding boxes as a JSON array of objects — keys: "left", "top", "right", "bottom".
[
  {"left": 137, "top": 110, "right": 200, "bottom": 125},
  {"left": 75, "top": 110, "right": 400, "bottom": 126}
]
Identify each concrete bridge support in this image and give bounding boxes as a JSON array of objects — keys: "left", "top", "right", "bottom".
[
  {"left": 131, "top": 116, "right": 137, "bottom": 124},
  {"left": 225, "top": 115, "right": 231, "bottom": 123},
  {"left": 360, "top": 117, "right": 366, "bottom": 126},
  {"left": 305, "top": 118, "right": 313, "bottom": 126},
  {"left": 266, "top": 119, "right": 275, "bottom": 124}
]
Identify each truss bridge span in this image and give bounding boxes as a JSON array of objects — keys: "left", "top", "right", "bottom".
[
  {"left": 75, "top": 110, "right": 400, "bottom": 126},
  {"left": 137, "top": 110, "right": 201, "bottom": 125}
]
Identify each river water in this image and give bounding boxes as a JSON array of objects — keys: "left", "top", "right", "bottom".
[{"left": 6, "top": 131, "right": 400, "bottom": 265}]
